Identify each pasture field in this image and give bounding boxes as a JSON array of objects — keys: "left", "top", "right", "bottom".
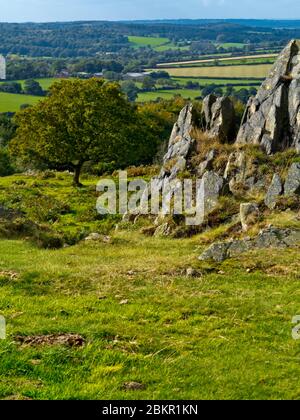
[
  {"left": 0, "top": 78, "right": 61, "bottom": 91},
  {"left": 173, "top": 77, "right": 263, "bottom": 86},
  {"left": 157, "top": 54, "right": 277, "bottom": 67},
  {"left": 128, "top": 35, "right": 188, "bottom": 52},
  {"left": 137, "top": 89, "right": 202, "bottom": 102},
  {"left": 216, "top": 42, "right": 246, "bottom": 49},
  {"left": 0, "top": 172, "right": 300, "bottom": 399},
  {"left": 161, "top": 64, "right": 273, "bottom": 79},
  {"left": 128, "top": 36, "right": 170, "bottom": 49},
  {"left": 0, "top": 92, "right": 41, "bottom": 113}
]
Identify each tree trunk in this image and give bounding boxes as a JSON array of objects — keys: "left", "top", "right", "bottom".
[{"left": 73, "top": 162, "right": 84, "bottom": 187}]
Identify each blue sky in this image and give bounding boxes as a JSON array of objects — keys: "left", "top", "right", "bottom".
[{"left": 1, "top": 0, "right": 300, "bottom": 22}]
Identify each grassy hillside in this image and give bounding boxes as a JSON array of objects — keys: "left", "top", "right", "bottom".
[{"left": 0, "top": 172, "right": 300, "bottom": 399}]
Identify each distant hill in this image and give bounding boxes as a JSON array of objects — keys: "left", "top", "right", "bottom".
[{"left": 122, "top": 19, "right": 300, "bottom": 29}]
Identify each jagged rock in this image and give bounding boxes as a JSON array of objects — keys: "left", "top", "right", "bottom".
[
  {"left": 237, "top": 40, "right": 300, "bottom": 154},
  {"left": 265, "top": 174, "right": 283, "bottom": 209},
  {"left": 284, "top": 162, "right": 300, "bottom": 195},
  {"left": 159, "top": 104, "right": 195, "bottom": 182},
  {"left": 197, "top": 171, "right": 224, "bottom": 221},
  {"left": 202, "top": 94, "right": 217, "bottom": 129},
  {"left": 199, "top": 226, "right": 300, "bottom": 262},
  {"left": 240, "top": 203, "right": 260, "bottom": 232},
  {"left": 202, "top": 95, "right": 236, "bottom": 142}
]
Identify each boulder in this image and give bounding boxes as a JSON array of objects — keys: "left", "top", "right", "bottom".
[
  {"left": 284, "top": 162, "right": 300, "bottom": 195},
  {"left": 202, "top": 95, "right": 236, "bottom": 143},
  {"left": 265, "top": 174, "right": 283, "bottom": 209},
  {"left": 240, "top": 203, "right": 260, "bottom": 231},
  {"left": 199, "top": 242, "right": 230, "bottom": 263},
  {"left": 236, "top": 40, "right": 300, "bottom": 154}
]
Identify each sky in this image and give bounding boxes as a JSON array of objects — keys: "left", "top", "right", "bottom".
[{"left": 1, "top": 0, "right": 300, "bottom": 22}]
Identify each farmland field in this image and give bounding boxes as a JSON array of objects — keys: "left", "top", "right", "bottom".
[
  {"left": 0, "top": 78, "right": 61, "bottom": 90},
  {"left": 137, "top": 89, "right": 202, "bottom": 102},
  {"left": 128, "top": 36, "right": 170, "bottom": 49},
  {"left": 128, "top": 35, "right": 188, "bottom": 51},
  {"left": 173, "top": 77, "right": 263, "bottom": 86},
  {"left": 161, "top": 64, "right": 273, "bottom": 79},
  {"left": 157, "top": 54, "right": 277, "bottom": 67},
  {"left": 216, "top": 42, "right": 246, "bottom": 49},
  {"left": 0, "top": 92, "right": 42, "bottom": 112}
]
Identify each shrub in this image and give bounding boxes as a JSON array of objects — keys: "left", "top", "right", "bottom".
[{"left": 0, "top": 149, "right": 14, "bottom": 176}]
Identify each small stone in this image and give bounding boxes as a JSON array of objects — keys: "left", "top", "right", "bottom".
[
  {"left": 119, "top": 299, "right": 129, "bottom": 305},
  {"left": 127, "top": 271, "right": 135, "bottom": 276},
  {"left": 186, "top": 268, "right": 201, "bottom": 278},
  {"left": 85, "top": 232, "right": 101, "bottom": 241}
]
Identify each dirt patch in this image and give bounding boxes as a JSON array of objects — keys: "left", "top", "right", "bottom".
[
  {"left": 0, "top": 270, "right": 19, "bottom": 280},
  {"left": 2, "top": 395, "right": 33, "bottom": 400},
  {"left": 15, "top": 333, "right": 85, "bottom": 347},
  {"left": 123, "top": 382, "right": 146, "bottom": 391}
]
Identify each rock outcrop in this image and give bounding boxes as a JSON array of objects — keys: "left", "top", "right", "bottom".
[
  {"left": 236, "top": 40, "right": 300, "bottom": 154},
  {"left": 158, "top": 103, "right": 195, "bottom": 183},
  {"left": 202, "top": 94, "right": 236, "bottom": 143},
  {"left": 199, "top": 226, "right": 300, "bottom": 262}
]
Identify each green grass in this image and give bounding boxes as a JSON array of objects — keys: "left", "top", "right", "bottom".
[
  {"left": 128, "top": 36, "right": 187, "bottom": 52},
  {"left": 0, "top": 78, "right": 62, "bottom": 91},
  {"left": 173, "top": 77, "right": 263, "bottom": 86},
  {"left": 128, "top": 36, "right": 169, "bottom": 49},
  {"left": 216, "top": 42, "right": 246, "bottom": 49},
  {"left": 162, "top": 64, "right": 273, "bottom": 79},
  {"left": 157, "top": 55, "right": 277, "bottom": 68},
  {"left": 0, "top": 172, "right": 300, "bottom": 399},
  {"left": 137, "top": 89, "right": 202, "bottom": 102},
  {"left": 0, "top": 92, "right": 42, "bottom": 113}
]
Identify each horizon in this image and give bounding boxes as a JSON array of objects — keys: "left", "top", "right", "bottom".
[
  {"left": 2, "top": 0, "right": 300, "bottom": 23},
  {"left": 2, "top": 18, "right": 300, "bottom": 23}
]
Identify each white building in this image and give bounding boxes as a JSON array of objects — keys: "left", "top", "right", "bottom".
[{"left": 0, "top": 56, "right": 6, "bottom": 80}]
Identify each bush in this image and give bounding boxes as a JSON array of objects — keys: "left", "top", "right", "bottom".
[{"left": 0, "top": 149, "right": 14, "bottom": 176}]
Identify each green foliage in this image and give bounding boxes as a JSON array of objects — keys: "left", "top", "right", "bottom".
[
  {"left": 121, "top": 80, "right": 139, "bottom": 102},
  {"left": 0, "top": 148, "right": 14, "bottom": 176},
  {"left": 23, "top": 79, "right": 44, "bottom": 96},
  {"left": 10, "top": 79, "right": 158, "bottom": 185}
]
